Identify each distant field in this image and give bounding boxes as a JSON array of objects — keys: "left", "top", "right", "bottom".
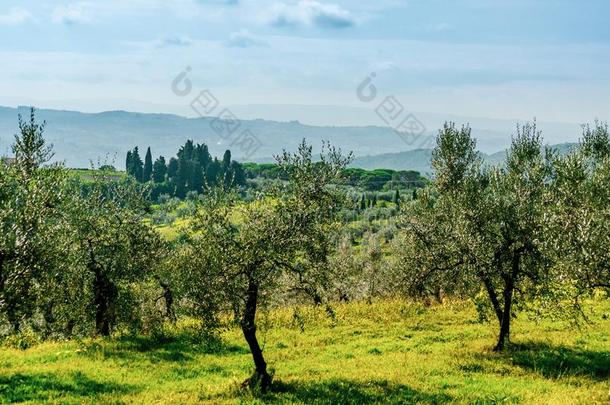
[
  {"left": 154, "top": 218, "right": 190, "bottom": 240},
  {"left": 68, "top": 168, "right": 126, "bottom": 182},
  {"left": 1, "top": 299, "right": 608, "bottom": 404}
]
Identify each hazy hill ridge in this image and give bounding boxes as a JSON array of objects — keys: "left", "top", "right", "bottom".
[
  {"left": 350, "top": 143, "right": 578, "bottom": 174},
  {"left": 0, "top": 106, "right": 582, "bottom": 171}
]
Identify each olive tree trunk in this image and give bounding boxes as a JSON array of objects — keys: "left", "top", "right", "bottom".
[
  {"left": 92, "top": 266, "right": 116, "bottom": 337},
  {"left": 241, "top": 276, "right": 271, "bottom": 392},
  {"left": 494, "top": 280, "right": 513, "bottom": 351}
]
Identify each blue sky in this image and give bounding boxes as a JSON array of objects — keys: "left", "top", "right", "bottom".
[{"left": 1, "top": 0, "right": 609, "bottom": 124}]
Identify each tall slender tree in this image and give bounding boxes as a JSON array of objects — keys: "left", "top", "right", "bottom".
[
  {"left": 125, "top": 150, "right": 133, "bottom": 173},
  {"left": 206, "top": 158, "right": 221, "bottom": 187},
  {"left": 143, "top": 147, "right": 153, "bottom": 182},
  {"left": 152, "top": 156, "right": 167, "bottom": 183},
  {"left": 230, "top": 161, "right": 246, "bottom": 186},
  {"left": 129, "top": 147, "right": 144, "bottom": 182},
  {"left": 167, "top": 157, "right": 179, "bottom": 179},
  {"left": 222, "top": 149, "right": 232, "bottom": 170},
  {"left": 175, "top": 156, "right": 190, "bottom": 198}
]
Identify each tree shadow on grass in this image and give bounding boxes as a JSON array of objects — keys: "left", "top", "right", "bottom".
[
  {"left": 79, "top": 333, "right": 248, "bottom": 364},
  {"left": 238, "top": 379, "right": 452, "bottom": 404},
  {"left": 502, "top": 341, "right": 609, "bottom": 380},
  {"left": 0, "top": 371, "right": 136, "bottom": 403}
]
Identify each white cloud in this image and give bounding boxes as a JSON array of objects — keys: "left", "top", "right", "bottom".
[
  {"left": 225, "top": 29, "right": 268, "bottom": 48},
  {"left": 47, "top": 1, "right": 236, "bottom": 26},
  {"left": 0, "top": 7, "right": 33, "bottom": 25},
  {"left": 157, "top": 35, "right": 194, "bottom": 48},
  {"left": 266, "top": 1, "right": 355, "bottom": 29},
  {"left": 52, "top": 3, "right": 92, "bottom": 25}
]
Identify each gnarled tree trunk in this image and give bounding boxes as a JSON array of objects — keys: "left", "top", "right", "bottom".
[
  {"left": 88, "top": 264, "right": 115, "bottom": 336},
  {"left": 241, "top": 276, "right": 272, "bottom": 392},
  {"left": 1, "top": 252, "right": 22, "bottom": 333},
  {"left": 494, "top": 281, "right": 513, "bottom": 351},
  {"left": 494, "top": 255, "right": 518, "bottom": 352},
  {"left": 160, "top": 280, "right": 176, "bottom": 322},
  {"left": 481, "top": 275, "right": 503, "bottom": 325},
  {"left": 87, "top": 241, "right": 116, "bottom": 337},
  {"left": 93, "top": 267, "right": 116, "bottom": 337}
]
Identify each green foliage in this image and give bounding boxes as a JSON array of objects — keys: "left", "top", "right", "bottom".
[
  {"left": 2, "top": 329, "right": 41, "bottom": 350},
  {"left": 127, "top": 141, "right": 246, "bottom": 199},
  {"left": 126, "top": 146, "right": 143, "bottom": 182},
  {"left": 152, "top": 155, "right": 167, "bottom": 183},
  {"left": 178, "top": 140, "right": 352, "bottom": 390},
  {"left": 2, "top": 109, "right": 610, "bottom": 400},
  {"left": 245, "top": 163, "right": 428, "bottom": 192},
  {"left": 0, "top": 109, "right": 67, "bottom": 334},
  {"left": 58, "top": 173, "right": 165, "bottom": 336},
  {"left": 12, "top": 107, "right": 54, "bottom": 175},
  {"left": 0, "top": 109, "right": 165, "bottom": 338},
  {"left": 143, "top": 147, "right": 153, "bottom": 182},
  {"left": 397, "top": 120, "right": 610, "bottom": 351},
  {"left": 545, "top": 121, "right": 610, "bottom": 294}
]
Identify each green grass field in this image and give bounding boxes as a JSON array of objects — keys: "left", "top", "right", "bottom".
[{"left": 1, "top": 299, "right": 608, "bottom": 404}]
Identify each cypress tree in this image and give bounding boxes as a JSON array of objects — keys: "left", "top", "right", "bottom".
[
  {"left": 222, "top": 150, "right": 232, "bottom": 170},
  {"left": 230, "top": 161, "right": 246, "bottom": 186},
  {"left": 360, "top": 194, "right": 367, "bottom": 211},
  {"left": 206, "top": 158, "right": 221, "bottom": 187},
  {"left": 178, "top": 140, "right": 194, "bottom": 161},
  {"left": 393, "top": 189, "right": 400, "bottom": 208},
  {"left": 143, "top": 147, "right": 153, "bottom": 182},
  {"left": 412, "top": 188, "right": 417, "bottom": 200},
  {"left": 196, "top": 143, "right": 211, "bottom": 168},
  {"left": 125, "top": 150, "right": 133, "bottom": 174},
  {"left": 130, "top": 147, "right": 144, "bottom": 182},
  {"left": 190, "top": 160, "right": 204, "bottom": 193},
  {"left": 152, "top": 156, "right": 167, "bottom": 183},
  {"left": 167, "top": 157, "right": 179, "bottom": 179},
  {"left": 175, "top": 156, "right": 190, "bottom": 198}
]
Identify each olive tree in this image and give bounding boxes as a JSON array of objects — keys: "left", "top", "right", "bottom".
[
  {"left": 0, "top": 108, "right": 66, "bottom": 333},
  {"left": 398, "top": 122, "right": 559, "bottom": 351},
  {"left": 328, "top": 235, "right": 361, "bottom": 302},
  {"left": 546, "top": 122, "right": 610, "bottom": 296},
  {"left": 183, "top": 141, "right": 350, "bottom": 391},
  {"left": 62, "top": 172, "right": 164, "bottom": 336}
]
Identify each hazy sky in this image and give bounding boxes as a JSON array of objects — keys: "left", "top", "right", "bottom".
[{"left": 1, "top": 0, "right": 609, "bottom": 124}]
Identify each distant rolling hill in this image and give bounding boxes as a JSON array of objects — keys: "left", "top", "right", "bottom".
[
  {"left": 351, "top": 142, "right": 579, "bottom": 174},
  {"left": 0, "top": 106, "right": 440, "bottom": 168},
  {"left": 0, "top": 106, "right": 584, "bottom": 171},
  {"left": 351, "top": 149, "right": 434, "bottom": 174}
]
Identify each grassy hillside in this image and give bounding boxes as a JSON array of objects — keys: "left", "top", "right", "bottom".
[
  {"left": 68, "top": 168, "right": 126, "bottom": 182},
  {"left": 1, "top": 299, "right": 608, "bottom": 404}
]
